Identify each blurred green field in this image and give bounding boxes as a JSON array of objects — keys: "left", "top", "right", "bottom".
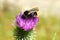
[{"left": 0, "top": 0, "right": 60, "bottom": 40}]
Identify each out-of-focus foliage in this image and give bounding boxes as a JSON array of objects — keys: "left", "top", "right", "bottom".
[{"left": 0, "top": 0, "right": 60, "bottom": 40}]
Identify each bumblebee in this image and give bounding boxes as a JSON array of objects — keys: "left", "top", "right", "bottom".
[{"left": 22, "top": 7, "right": 39, "bottom": 19}]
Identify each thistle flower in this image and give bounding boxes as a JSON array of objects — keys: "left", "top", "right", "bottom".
[
  {"left": 14, "top": 8, "right": 39, "bottom": 40},
  {"left": 16, "top": 8, "right": 38, "bottom": 31},
  {"left": 16, "top": 12, "right": 38, "bottom": 31}
]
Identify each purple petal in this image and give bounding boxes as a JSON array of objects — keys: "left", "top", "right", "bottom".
[
  {"left": 23, "top": 18, "right": 38, "bottom": 31},
  {"left": 16, "top": 15, "right": 25, "bottom": 28}
]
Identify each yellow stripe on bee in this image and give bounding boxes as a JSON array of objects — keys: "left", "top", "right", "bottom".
[{"left": 37, "top": 11, "right": 40, "bottom": 17}]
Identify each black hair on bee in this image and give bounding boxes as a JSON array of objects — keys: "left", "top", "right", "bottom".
[{"left": 21, "top": 10, "right": 29, "bottom": 19}]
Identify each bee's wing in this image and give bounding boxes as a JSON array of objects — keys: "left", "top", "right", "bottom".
[
  {"left": 28, "top": 7, "right": 39, "bottom": 15},
  {"left": 29, "top": 7, "right": 39, "bottom": 12}
]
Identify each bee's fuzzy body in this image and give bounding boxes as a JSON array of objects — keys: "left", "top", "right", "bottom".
[{"left": 22, "top": 8, "right": 38, "bottom": 19}]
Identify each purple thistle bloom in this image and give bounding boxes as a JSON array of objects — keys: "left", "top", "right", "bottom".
[{"left": 16, "top": 12, "right": 38, "bottom": 31}]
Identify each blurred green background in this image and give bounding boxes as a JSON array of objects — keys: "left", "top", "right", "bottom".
[{"left": 0, "top": 0, "right": 60, "bottom": 40}]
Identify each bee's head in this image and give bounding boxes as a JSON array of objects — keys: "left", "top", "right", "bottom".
[{"left": 22, "top": 8, "right": 39, "bottom": 19}]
